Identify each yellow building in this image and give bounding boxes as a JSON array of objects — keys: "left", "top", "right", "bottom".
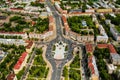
[
  {"left": 96, "top": 8, "right": 113, "bottom": 13},
  {"left": 91, "top": 75, "right": 99, "bottom": 80}
]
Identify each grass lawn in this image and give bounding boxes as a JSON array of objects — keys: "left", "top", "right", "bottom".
[
  {"left": 70, "top": 54, "right": 80, "bottom": 68},
  {"left": 29, "top": 66, "right": 46, "bottom": 78},
  {"left": 63, "top": 66, "right": 69, "bottom": 80},
  {"left": 33, "top": 55, "right": 46, "bottom": 66},
  {"left": 69, "top": 69, "right": 81, "bottom": 80}
]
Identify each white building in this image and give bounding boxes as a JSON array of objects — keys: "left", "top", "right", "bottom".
[
  {"left": 110, "top": 24, "right": 120, "bottom": 41},
  {"left": 97, "top": 25, "right": 108, "bottom": 43},
  {"left": 107, "top": 64, "right": 115, "bottom": 74},
  {"left": 0, "top": 39, "right": 26, "bottom": 46},
  {"left": 0, "top": 32, "right": 28, "bottom": 39},
  {"left": 88, "top": 56, "right": 99, "bottom": 80}
]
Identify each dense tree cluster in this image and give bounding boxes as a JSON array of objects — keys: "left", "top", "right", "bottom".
[
  {"left": 70, "top": 54, "right": 80, "bottom": 68},
  {"left": 69, "top": 69, "right": 81, "bottom": 80},
  {"left": 28, "top": 48, "right": 48, "bottom": 79},
  {"left": 94, "top": 47, "right": 114, "bottom": 80},
  {"left": 60, "top": 1, "right": 81, "bottom": 10},
  {"left": 0, "top": 44, "right": 25, "bottom": 79},
  {"left": 68, "top": 16, "right": 95, "bottom": 35},
  {"left": 33, "top": 18, "right": 49, "bottom": 33},
  {"left": 29, "top": 66, "right": 46, "bottom": 78},
  {"left": 105, "top": 14, "right": 120, "bottom": 26},
  {"left": 30, "top": 2, "right": 44, "bottom": 8},
  {"left": 116, "top": 0, "right": 120, "bottom": 5}
]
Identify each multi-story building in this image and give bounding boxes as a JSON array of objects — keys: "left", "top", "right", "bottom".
[
  {"left": 0, "top": 32, "right": 28, "bottom": 39},
  {"left": 110, "top": 24, "right": 120, "bottom": 41},
  {"left": 29, "top": 15, "right": 54, "bottom": 40},
  {"left": 97, "top": 44, "right": 120, "bottom": 65},
  {"left": 55, "top": 2, "right": 67, "bottom": 14},
  {"left": 108, "top": 44, "right": 120, "bottom": 65},
  {"left": 7, "top": 73, "right": 17, "bottom": 80},
  {"left": 25, "top": 41, "right": 35, "bottom": 53},
  {"left": 85, "top": 9, "right": 95, "bottom": 13},
  {"left": 96, "top": 8, "right": 113, "bottom": 13},
  {"left": 62, "top": 15, "right": 94, "bottom": 43},
  {"left": 85, "top": 43, "right": 94, "bottom": 54},
  {"left": 13, "top": 52, "right": 28, "bottom": 74},
  {"left": 0, "top": 39, "right": 26, "bottom": 46},
  {"left": 106, "top": 64, "right": 115, "bottom": 74},
  {"left": 97, "top": 25, "right": 108, "bottom": 43},
  {"left": 88, "top": 56, "right": 99, "bottom": 80}
]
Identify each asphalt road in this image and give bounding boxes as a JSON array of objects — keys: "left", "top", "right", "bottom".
[
  {"left": 45, "top": 0, "right": 74, "bottom": 80},
  {"left": 21, "top": 0, "right": 88, "bottom": 80}
]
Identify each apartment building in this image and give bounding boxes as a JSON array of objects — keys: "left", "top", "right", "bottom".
[
  {"left": 85, "top": 9, "right": 95, "bottom": 13},
  {"left": 29, "top": 15, "right": 54, "bottom": 40},
  {"left": 0, "top": 32, "right": 28, "bottom": 39},
  {"left": 0, "top": 39, "right": 26, "bottom": 46},
  {"left": 88, "top": 56, "right": 99, "bottom": 80},
  {"left": 97, "top": 25, "right": 108, "bottom": 43},
  {"left": 14, "top": 52, "right": 28, "bottom": 74},
  {"left": 26, "top": 41, "right": 35, "bottom": 53},
  {"left": 68, "top": 12, "right": 92, "bottom": 17},
  {"left": 62, "top": 15, "right": 94, "bottom": 43},
  {"left": 55, "top": 2, "right": 67, "bottom": 14},
  {"left": 97, "top": 44, "right": 120, "bottom": 65},
  {"left": 7, "top": 73, "right": 17, "bottom": 80},
  {"left": 106, "top": 19, "right": 120, "bottom": 41},
  {"left": 110, "top": 24, "right": 120, "bottom": 41},
  {"left": 96, "top": 8, "right": 113, "bottom": 13},
  {"left": 85, "top": 43, "right": 94, "bottom": 54},
  {"left": 108, "top": 44, "right": 120, "bottom": 65}
]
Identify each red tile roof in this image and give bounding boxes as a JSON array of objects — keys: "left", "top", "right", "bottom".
[
  {"left": 10, "top": 8, "right": 23, "bottom": 10},
  {"left": 97, "top": 44, "right": 108, "bottom": 48},
  {"left": 49, "top": 15, "right": 54, "bottom": 23},
  {"left": 97, "top": 44, "right": 117, "bottom": 54},
  {"left": 85, "top": 43, "right": 93, "bottom": 53},
  {"left": 88, "top": 56, "right": 95, "bottom": 74},
  {"left": 31, "top": 21, "right": 36, "bottom": 26},
  {"left": 7, "top": 73, "right": 15, "bottom": 80},
  {"left": 108, "top": 44, "right": 117, "bottom": 54},
  {"left": 26, "top": 41, "right": 33, "bottom": 49},
  {"left": 62, "top": 15, "right": 67, "bottom": 24},
  {"left": 49, "top": 25, "right": 54, "bottom": 31},
  {"left": 69, "top": 12, "right": 92, "bottom": 15},
  {"left": 64, "top": 24, "right": 69, "bottom": 32},
  {"left": 14, "top": 52, "right": 28, "bottom": 69}
]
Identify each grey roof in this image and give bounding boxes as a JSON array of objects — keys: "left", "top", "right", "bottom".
[{"left": 69, "top": 9, "right": 82, "bottom": 13}]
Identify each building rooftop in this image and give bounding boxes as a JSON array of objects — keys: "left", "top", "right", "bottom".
[
  {"left": 69, "top": 9, "right": 82, "bottom": 13},
  {"left": 85, "top": 43, "right": 93, "bottom": 53},
  {"left": 49, "top": 15, "right": 54, "bottom": 23},
  {"left": 97, "top": 44, "right": 117, "bottom": 54},
  {"left": 7, "top": 73, "right": 16, "bottom": 80},
  {"left": 14, "top": 52, "right": 28, "bottom": 70},
  {"left": 0, "top": 31, "right": 25, "bottom": 34},
  {"left": 88, "top": 56, "right": 99, "bottom": 76},
  {"left": 26, "top": 41, "right": 33, "bottom": 49},
  {"left": 108, "top": 44, "right": 117, "bottom": 54},
  {"left": 62, "top": 15, "right": 67, "bottom": 24},
  {"left": 97, "top": 44, "right": 108, "bottom": 48}
]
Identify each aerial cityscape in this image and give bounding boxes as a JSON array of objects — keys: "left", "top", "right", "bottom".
[{"left": 0, "top": 0, "right": 120, "bottom": 80}]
